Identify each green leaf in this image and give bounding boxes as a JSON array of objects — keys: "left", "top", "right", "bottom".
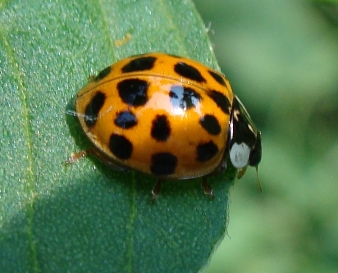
[{"left": 0, "top": 0, "right": 236, "bottom": 272}]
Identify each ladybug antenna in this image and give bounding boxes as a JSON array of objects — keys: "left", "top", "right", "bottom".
[{"left": 255, "top": 166, "right": 263, "bottom": 192}]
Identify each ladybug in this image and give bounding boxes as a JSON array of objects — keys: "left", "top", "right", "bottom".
[{"left": 68, "top": 53, "right": 262, "bottom": 199}]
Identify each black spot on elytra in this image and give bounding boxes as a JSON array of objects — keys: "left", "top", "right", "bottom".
[
  {"left": 208, "top": 90, "right": 231, "bottom": 115},
  {"left": 174, "top": 62, "right": 206, "bottom": 83},
  {"left": 196, "top": 141, "right": 219, "bottom": 162},
  {"left": 94, "top": 66, "right": 111, "bottom": 81},
  {"left": 109, "top": 134, "right": 133, "bottom": 160},
  {"left": 114, "top": 111, "right": 137, "bottom": 129},
  {"left": 169, "top": 85, "right": 201, "bottom": 110},
  {"left": 84, "top": 91, "right": 106, "bottom": 127},
  {"left": 150, "top": 152, "right": 178, "bottom": 176},
  {"left": 200, "top": 114, "right": 221, "bottom": 135},
  {"left": 208, "top": 70, "right": 226, "bottom": 87},
  {"left": 117, "top": 79, "right": 149, "bottom": 106},
  {"left": 151, "top": 115, "right": 171, "bottom": 141},
  {"left": 121, "top": 56, "right": 157, "bottom": 73}
]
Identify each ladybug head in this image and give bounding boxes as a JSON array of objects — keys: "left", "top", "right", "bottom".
[{"left": 228, "top": 96, "right": 262, "bottom": 169}]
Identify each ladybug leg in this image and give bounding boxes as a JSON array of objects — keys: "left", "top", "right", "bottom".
[
  {"left": 66, "top": 148, "right": 127, "bottom": 172},
  {"left": 201, "top": 177, "right": 214, "bottom": 199},
  {"left": 237, "top": 166, "right": 263, "bottom": 192},
  {"left": 237, "top": 166, "right": 248, "bottom": 179},
  {"left": 151, "top": 179, "right": 162, "bottom": 202},
  {"left": 65, "top": 149, "right": 91, "bottom": 164}
]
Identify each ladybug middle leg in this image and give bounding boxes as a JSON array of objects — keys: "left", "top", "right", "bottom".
[
  {"left": 151, "top": 179, "right": 162, "bottom": 202},
  {"left": 201, "top": 177, "right": 214, "bottom": 199}
]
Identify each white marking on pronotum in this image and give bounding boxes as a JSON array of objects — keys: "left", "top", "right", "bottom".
[{"left": 229, "top": 142, "right": 250, "bottom": 168}]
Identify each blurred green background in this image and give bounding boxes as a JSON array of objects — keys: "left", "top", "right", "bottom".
[{"left": 192, "top": 1, "right": 338, "bottom": 273}]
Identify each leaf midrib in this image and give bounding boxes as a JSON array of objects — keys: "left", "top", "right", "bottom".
[{"left": 1, "top": 29, "right": 40, "bottom": 272}]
